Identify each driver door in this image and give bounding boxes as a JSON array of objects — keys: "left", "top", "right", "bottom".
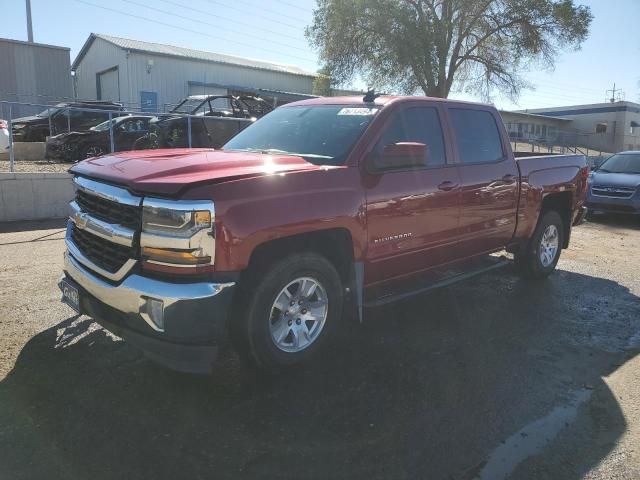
[{"left": 363, "top": 105, "right": 462, "bottom": 286}]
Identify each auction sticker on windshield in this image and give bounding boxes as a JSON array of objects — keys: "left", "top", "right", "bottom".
[{"left": 337, "top": 107, "right": 379, "bottom": 116}]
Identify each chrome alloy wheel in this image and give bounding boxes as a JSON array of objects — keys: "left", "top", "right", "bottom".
[
  {"left": 269, "top": 277, "right": 329, "bottom": 353},
  {"left": 539, "top": 224, "right": 559, "bottom": 268},
  {"left": 85, "top": 146, "right": 105, "bottom": 158}
]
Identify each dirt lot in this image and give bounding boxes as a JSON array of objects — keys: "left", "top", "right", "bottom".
[{"left": 0, "top": 216, "right": 639, "bottom": 480}]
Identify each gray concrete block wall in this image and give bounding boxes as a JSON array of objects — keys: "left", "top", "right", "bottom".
[
  {"left": 0, "top": 173, "right": 73, "bottom": 222},
  {"left": 0, "top": 142, "right": 46, "bottom": 161}
]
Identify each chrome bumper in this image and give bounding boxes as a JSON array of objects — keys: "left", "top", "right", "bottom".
[{"left": 62, "top": 250, "right": 235, "bottom": 334}]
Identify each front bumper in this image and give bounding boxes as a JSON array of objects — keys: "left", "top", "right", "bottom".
[
  {"left": 60, "top": 250, "right": 237, "bottom": 373},
  {"left": 586, "top": 195, "right": 640, "bottom": 215}
]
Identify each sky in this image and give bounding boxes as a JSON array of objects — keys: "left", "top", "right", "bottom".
[{"left": 1, "top": 0, "right": 638, "bottom": 110}]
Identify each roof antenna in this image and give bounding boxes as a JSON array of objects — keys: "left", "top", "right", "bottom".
[{"left": 363, "top": 89, "right": 381, "bottom": 103}]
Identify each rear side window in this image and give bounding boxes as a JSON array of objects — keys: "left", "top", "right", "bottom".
[
  {"left": 449, "top": 109, "right": 504, "bottom": 164},
  {"left": 374, "top": 107, "right": 447, "bottom": 167}
]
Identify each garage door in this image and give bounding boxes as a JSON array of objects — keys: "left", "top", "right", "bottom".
[
  {"left": 97, "top": 68, "right": 120, "bottom": 101},
  {"left": 187, "top": 84, "right": 227, "bottom": 97}
]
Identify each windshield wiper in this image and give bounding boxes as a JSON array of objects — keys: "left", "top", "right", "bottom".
[{"left": 226, "top": 148, "right": 333, "bottom": 160}]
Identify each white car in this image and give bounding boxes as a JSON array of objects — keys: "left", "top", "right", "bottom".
[{"left": 0, "top": 119, "right": 9, "bottom": 150}]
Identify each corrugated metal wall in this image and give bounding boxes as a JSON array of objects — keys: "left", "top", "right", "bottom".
[
  {"left": 0, "top": 39, "right": 72, "bottom": 118},
  {"left": 74, "top": 38, "right": 315, "bottom": 112},
  {"left": 74, "top": 39, "right": 127, "bottom": 104}
]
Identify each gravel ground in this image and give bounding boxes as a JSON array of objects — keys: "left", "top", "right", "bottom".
[
  {"left": 0, "top": 160, "right": 72, "bottom": 173},
  {"left": 0, "top": 216, "right": 639, "bottom": 480}
]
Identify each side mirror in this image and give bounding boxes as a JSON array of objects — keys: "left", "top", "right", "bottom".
[{"left": 369, "top": 142, "right": 428, "bottom": 172}]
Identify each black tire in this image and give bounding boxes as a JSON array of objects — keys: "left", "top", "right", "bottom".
[
  {"left": 82, "top": 145, "right": 106, "bottom": 159},
  {"left": 236, "top": 253, "right": 344, "bottom": 370},
  {"left": 515, "top": 210, "right": 564, "bottom": 279}
]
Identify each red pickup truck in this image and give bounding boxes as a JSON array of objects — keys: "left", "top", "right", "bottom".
[{"left": 59, "top": 95, "right": 588, "bottom": 373}]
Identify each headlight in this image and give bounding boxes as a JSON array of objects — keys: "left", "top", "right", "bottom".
[
  {"left": 140, "top": 198, "right": 215, "bottom": 274},
  {"left": 142, "top": 204, "right": 211, "bottom": 238}
]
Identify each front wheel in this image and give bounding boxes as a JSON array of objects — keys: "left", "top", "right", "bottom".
[
  {"left": 237, "top": 253, "right": 344, "bottom": 370},
  {"left": 515, "top": 210, "right": 564, "bottom": 279}
]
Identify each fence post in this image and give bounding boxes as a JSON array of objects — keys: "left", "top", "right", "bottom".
[
  {"left": 8, "top": 105, "right": 15, "bottom": 173},
  {"left": 187, "top": 115, "right": 192, "bottom": 148},
  {"left": 47, "top": 107, "right": 52, "bottom": 138},
  {"left": 108, "top": 112, "right": 115, "bottom": 153},
  {"left": 67, "top": 108, "right": 71, "bottom": 133}
]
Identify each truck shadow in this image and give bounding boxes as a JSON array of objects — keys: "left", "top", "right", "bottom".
[
  {"left": 587, "top": 213, "right": 640, "bottom": 231},
  {"left": 0, "top": 268, "right": 638, "bottom": 480}
]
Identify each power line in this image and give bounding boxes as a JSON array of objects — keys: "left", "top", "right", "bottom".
[
  {"left": 202, "top": 0, "right": 307, "bottom": 29},
  {"left": 526, "top": 77, "right": 606, "bottom": 94},
  {"left": 72, "top": 0, "right": 315, "bottom": 65},
  {"left": 272, "top": 0, "right": 314, "bottom": 13},
  {"left": 154, "top": 0, "right": 303, "bottom": 42},
  {"left": 126, "top": 0, "right": 309, "bottom": 53}
]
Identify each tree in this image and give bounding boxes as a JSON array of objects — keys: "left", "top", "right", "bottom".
[
  {"left": 306, "top": 0, "right": 592, "bottom": 99},
  {"left": 312, "top": 66, "right": 334, "bottom": 96}
]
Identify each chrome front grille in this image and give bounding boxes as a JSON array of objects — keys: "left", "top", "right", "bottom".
[
  {"left": 591, "top": 185, "right": 636, "bottom": 198},
  {"left": 76, "top": 189, "right": 141, "bottom": 230},
  {"left": 71, "top": 224, "right": 135, "bottom": 274},
  {"left": 67, "top": 176, "right": 141, "bottom": 281}
]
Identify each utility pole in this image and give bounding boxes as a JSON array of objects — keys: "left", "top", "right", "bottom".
[{"left": 26, "top": 0, "right": 33, "bottom": 42}]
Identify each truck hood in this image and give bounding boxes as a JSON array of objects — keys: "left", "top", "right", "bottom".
[
  {"left": 12, "top": 115, "right": 47, "bottom": 126},
  {"left": 69, "top": 148, "right": 333, "bottom": 196},
  {"left": 590, "top": 171, "right": 640, "bottom": 189}
]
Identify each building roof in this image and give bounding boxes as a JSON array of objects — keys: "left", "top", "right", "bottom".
[
  {"left": 0, "top": 37, "right": 70, "bottom": 51},
  {"left": 72, "top": 33, "right": 317, "bottom": 78},
  {"left": 517, "top": 101, "right": 640, "bottom": 117},
  {"left": 499, "top": 110, "right": 572, "bottom": 122}
]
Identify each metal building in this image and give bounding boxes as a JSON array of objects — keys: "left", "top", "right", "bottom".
[
  {"left": 0, "top": 37, "right": 72, "bottom": 117},
  {"left": 72, "top": 33, "right": 318, "bottom": 112},
  {"left": 520, "top": 101, "right": 640, "bottom": 153}
]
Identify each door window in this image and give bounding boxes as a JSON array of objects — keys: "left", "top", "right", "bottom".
[
  {"left": 373, "top": 107, "right": 447, "bottom": 168},
  {"left": 449, "top": 109, "right": 504, "bottom": 164}
]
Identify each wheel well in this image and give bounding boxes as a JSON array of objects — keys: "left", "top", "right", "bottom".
[
  {"left": 245, "top": 229, "right": 355, "bottom": 284},
  {"left": 541, "top": 192, "right": 573, "bottom": 248}
]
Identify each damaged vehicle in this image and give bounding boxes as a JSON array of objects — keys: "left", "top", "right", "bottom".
[
  {"left": 0, "top": 119, "right": 9, "bottom": 151},
  {"left": 46, "top": 115, "right": 152, "bottom": 162},
  {"left": 133, "top": 95, "right": 272, "bottom": 150},
  {"left": 12, "top": 101, "right": 124, "bottom": 142}
]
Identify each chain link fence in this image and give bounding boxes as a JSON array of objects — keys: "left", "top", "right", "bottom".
[{"left": 1, "top": 100, "right": 253, "bottom": 172}]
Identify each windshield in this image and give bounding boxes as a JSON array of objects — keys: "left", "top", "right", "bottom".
[
  {"left": 598, "top": 153, "right": 640, "bottom": 174},
  {"left": 90, "top": 118, "right": 121, "bottom": 132},
  {"left": 171, "top": 98, "right": 207, "bottom": 114},
  {"left": 36, "top": 105, "right": 64, "bottom": 117},
  {"left": 223, "top": 105, "right": 379, "bottom": 165}
]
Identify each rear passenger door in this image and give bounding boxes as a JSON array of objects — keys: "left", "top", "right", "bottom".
[
  {"left": 363, "top": 105, "right": 461, "bottom": 285},
  {"left": 447, "top": 107, "right": 519, "bottom": 256}
]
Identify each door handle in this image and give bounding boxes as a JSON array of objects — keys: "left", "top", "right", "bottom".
[
  {"left": 437, "top": 181, "right": 458, "bottom": 191},
  {"left": 500, "top": 174, "right": 516, "bottom": 184}
]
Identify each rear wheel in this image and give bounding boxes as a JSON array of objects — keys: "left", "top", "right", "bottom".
[
  {"left": 83, "top": 145, "right": 106, "bottom": 158},
  {"left": 236, "top": 253, "right": 343, "bottom": 370},
  {"left": 515, "top": 210, "right": 564, "bottom": 279}
]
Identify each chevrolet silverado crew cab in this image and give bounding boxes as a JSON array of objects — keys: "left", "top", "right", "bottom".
[{"left": 59, "top": 95, "right": 588, "bottom": 373}]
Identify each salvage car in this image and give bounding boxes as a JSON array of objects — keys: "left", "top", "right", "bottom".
[
  {"left": 11, "top": 101, "right": 124, "bottom": 142},
  {"left": 46, "top": 115, "right": 153, "bottom": 162},
  {"left": 586, "top": 150, "right": 640, "bottom": 216},
  {"left": 134, "top": 95, "right": 272, "bottom": 150},
  {"left": 59, "top": 94, "right": 588, "bottom": 373}
]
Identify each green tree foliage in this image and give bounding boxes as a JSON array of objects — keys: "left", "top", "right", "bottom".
[
  {"left": 306, "top": 0, "right": 592, "bottom": 99},
  {"left": 312, "top": 66, "right": 334, "bottom": 96}
]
